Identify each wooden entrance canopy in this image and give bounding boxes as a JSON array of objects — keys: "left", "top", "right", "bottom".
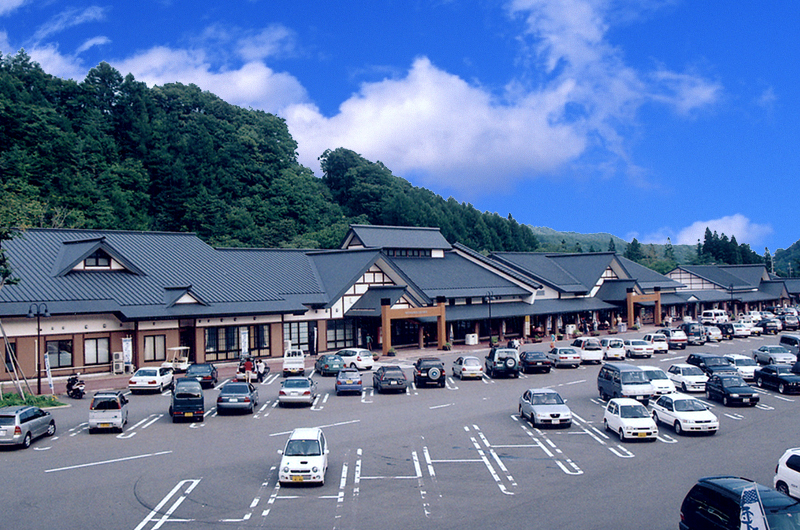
[
  {"left": 626, "top": 289, "right": 662, "bottom": 327},
  {"left": 381, "top": 302, "right": 446, "bottom": 355}
]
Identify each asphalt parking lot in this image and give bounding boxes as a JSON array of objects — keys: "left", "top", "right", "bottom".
[{"left": 2, "top": 330, "right": 796, "bottom": 530}]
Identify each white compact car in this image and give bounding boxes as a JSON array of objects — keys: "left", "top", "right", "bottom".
[
  {"left": 570, "top": 337, "right": 603, "bottom": 364},
  {"left": 128, "top": 366, "right": 174, "bottom": 393},
  {"left": 278, "top": 427, "right": 329, "bottom": 485},
  {"left": 650, "top": 393, "right": 718, "bottom": 435},
  {"left": 336, "top": 348, "right": 374, "bottom": 370},
  {"left": 667, "top": 363, "right": 708, "bottom": 393},
  {"left": 452, "top": 356, "right": 484, "bottom": 379},
  {"left": 600, "top": 338, "right": 626, "bottom": 360},
  {"left": 642, "top": 333, "right": 669, "bottom": 354},
  {"left": 623, "top": 339, "right": 653, "bottom": 359},
  {"left": 603, "top": 398, "right": 658, "bottom": 441},
  {"left": 723, "top": 354, "right": 758, "bottom": 381},
  {"left": 638, "top": 365, "right": 676, "bottom": 396},
  {"left": 774, "top": 447, "right": 800, "bottom": 499}
]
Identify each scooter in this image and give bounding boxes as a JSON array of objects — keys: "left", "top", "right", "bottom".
[{"left": 66, "top": 373, "right": 86, "bottom": 399}]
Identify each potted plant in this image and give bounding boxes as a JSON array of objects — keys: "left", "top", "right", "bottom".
[
  {"left": 442, "top": 342, "right": 452, "bottom": 351},
  {"left": 388, "top": 347, "right": 396, "bottom": 357}
]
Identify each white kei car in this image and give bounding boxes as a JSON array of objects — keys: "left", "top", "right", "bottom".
[
  {"left": 723, "top": 354, "right": 758, "bottom": 381},
  {"left": 642, "top": 333, "right": 669, "bottom": 354},
  {"left": 667, "top": 363, "right": 708, "bottom": 393},
  {"left": 335, "top": 348, "right": 374, "bottom": 370},
  {"left": 603, "top": 398, "right": 658, "bottom": 441},
  {"left": 650, "top": 393, "right": 718, "bottom": 435},
  {"left": 278, "top": 427, "right": 329, "bottom": 485},
  {"left": 600, "top": 338, "right": 625, "bottom": 360}
]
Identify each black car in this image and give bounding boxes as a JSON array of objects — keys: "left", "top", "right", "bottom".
[
  {"left": 704, "top": 374, "right": 759, "bottom": 406},
  {"left": 779, "top": 314, "right": 800, "bottom": 330},
  {"left": 680, "top": 476, "right": 800, "bottom": 530},
  {"left": 754, "top": 364, "right": 800, "bottom": 394},
  {"left": 185, "top": 363, "right": 219, "bottom": 388},
  {"left": 373, "top": 366, "right": 408, "bottom": 393},
  {"left": 413, "top": 357, "right": 446, "bottom": 388},
  {"left": 520, "top": 351, "right": 552, "bottom": 374},
  {"left": 485, "top": 347, "right": 521, "bottom": 378},
  {"left": 714, "top": 323, "right": 735, "bottom": 340},
  {"left": 678, "top": 322, "right": 706, "bottom": 345},
  {"left": 686, "top": 352, "right": 737, "bottom": 377},
  {"left": 757, "top": 318, "right": 781, "bottom": 334},
  {"left": 216, "top": 381, "right": 258, "bottom": 414},
  {"left": 169, "top": 378, "right": 205, "bottom": 422}
]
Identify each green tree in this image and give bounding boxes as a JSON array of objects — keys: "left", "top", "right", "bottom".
[
  {"left": 624, "top": 238, "right": 644, "bottom": 262},
  {"left": 608, "top": 237, "right": 616, "bottom": 252}
]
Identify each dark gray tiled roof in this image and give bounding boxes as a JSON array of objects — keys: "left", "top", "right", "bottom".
[
  {"left": 595, "top": 279, "right": 637, "bottom": 302},
  {"left": 616, "top": 256, "right": 684, "bottom": 290},
  {"left": 344, "top": 224, "right": 452, "bottom": 250},
  {"left": 678, "top": 265, "right": 754, "bottom": 289},
  {"left": 346, "top": 286, "right": 407, "bottom": 317},
  {"left": 490, "top": 253, "right": 587, "bottom": 293},
  {"left": 784, "top": 279, "right": 800, "bottom": 295}
]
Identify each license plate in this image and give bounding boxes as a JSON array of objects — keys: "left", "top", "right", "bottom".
[
  {"left": 743, "top": 398, "right": 750, "bottom": 403},
  {"left": 637, "top": 432, "right": 647, "bottom": 438},
  {"left": 100, "top": 423, "right": 111, "bottom": 428},
  {"left": 292, "top": 476, "right": 304, "bottom": 482},
  {"left": 0, "top": 429, "right": 6, "bottom": 436},
  {"left": 185, "top": 412, "right": 193, "bottom": 417},
  {"left": 534, "top": 362, "right": 541, "bottom": 365},
  {"left": 390, "top": 381, "right": 398, "bottom": 385},
  {"left": 231, "top": 398, "right": 239, "bottom": 402},
  {"left": 346, "top": 380, "right": 353, "bottom": 384}
]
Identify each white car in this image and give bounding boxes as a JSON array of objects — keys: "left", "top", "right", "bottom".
[
  {"left": 600, "top": 337, "right": 625, "bottom": 360},
  {"left": 638, "top": 365, "right": 676, "bottom": 396},
  {"left": 641, "top": 333, "right": 669, "bottom": 354},
  {"left": 570, "top": 337, "right": 603, "bottom": 364},
  {"left": 451, "top": 356, "right": 483, "bottom": 379},
  {"left": 128, "top": 366, "right": 174, "bottom": 393},
  {"left": 623, "top": 339, "right": 653, "bottom": 359},
  {"left": 723, "top": 354, "right": 758, "bottom": 381},
  {"left": 667, "top": 363, "right": 708, "bottom": 393},
  {"left": 704, "top": 326, "right": 723, "bottom": 342},
  {"left": 731, "top": 323, "right": 751, "bottom": 338},
  {"left": 603, "top": 398, "right": 658, "bottom": 441},
  {"left": 774, "top": 447, "right": 800, "bottom": 499},
  {"left": 336, "top": 348, "right": 374, "bottom": 370},
  {"left": 650, "top": 393, "right": 718, "bottom": 435},
  {"left": 737, "top": 318, "right": 763, "bottom": 336},
  {"left": 753, "top": 345, "right": 796, "bottom": 365},
  {"left": 278, "top": 427, "right": 329, "bottom": 485}
]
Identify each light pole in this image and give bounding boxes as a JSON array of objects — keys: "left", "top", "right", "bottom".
[
  {"left": 27, "top": 303, "right": 50, "bottom": 394},
  {"left": 486, "top": 291, "right": 494, "bottom": 343},
  {"left": 729, "top": 283, "right": 734, "bottom": 320}
]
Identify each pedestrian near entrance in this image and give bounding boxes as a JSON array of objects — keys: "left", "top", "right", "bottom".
[
  {"left": 256, "top": 358, "right": 266, "bottom": 382},
  {"left": 244, "top": 357, "right": 254, "bottom": 383},
  {"left": 366, "top": 334, "right": 373, "bottom": 351}
]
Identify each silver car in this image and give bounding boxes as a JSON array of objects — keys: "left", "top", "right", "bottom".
[
  {"left": 278, "top": 377, "right": 318, "bottom": 407},
  {"left": 518, "top": 388, "right": 572, "bottom": 428},
  {"left": 0, "top": 406, "right": 56, "bottom": 449},
  {"left": 217, "top": 381, "right": 259, "bottom": 414},
  {"left": 752, "top": 345, "right": 795, "bottom": 365}
]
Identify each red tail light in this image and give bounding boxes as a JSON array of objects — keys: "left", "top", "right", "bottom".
[
  {"left": 216, "top": 396, "right": 223, "bottom": 403},
  {"left": 303, "top": 390, "right": 311, "bottom": 395},
  {"left": 279, "top": 390, "right": 286, "bottom": 396},
  {"left": 14, "top": 426, "right": 22, "bottom": 436},
  {"left": 243, "top": 397, "right": 251, "bottom": 402}
]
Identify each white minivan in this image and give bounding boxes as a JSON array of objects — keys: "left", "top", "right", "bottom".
[{"left": 700, "top": 310, "right": 728, "bottom": 324}]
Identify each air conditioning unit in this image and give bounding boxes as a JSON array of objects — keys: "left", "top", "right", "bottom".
[
  {"left": 112, "top": 361, "right": 124, "bottom": 375},
  {"left": 113, "top": 351, "right": 123, "bottom": 362}
]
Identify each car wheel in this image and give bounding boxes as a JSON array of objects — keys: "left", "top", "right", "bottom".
[
  {"left": 681, "top": 382, "right": 687, "bottom": 392},
  {"left": 618, "top": 428, "right": 626, "bottom": 441},
  {"left": 777, "top": 482, "right": 790, "bottom": 496},
  {"left": 603, "top": 419, "right": 609, "bottom": 432},
  {"left": 350, "top": 363, "right": 358, "bottom": 369},
  {"left": 519, "top": 406, "right": 525, "bottom": 419},
  {"left": 757, "top": 378, "right": 764, "bottom": 388},
  {"left": 674, "top": 421, "right": 683, "bottom": 435},
  {"left": 652, "top": 412, "right": 659, "bottom": 424},
  {"left": 439, "top": 379, "right": 445, "bottom": 388},
  {"left": 770, "top": 358, "right": 775, "bottom": 365},
  {"left": 46, "top": 421, "right": 56, "bottom": 437},
  {"left": 545, "top": 368, "right": 551, "bottom": 373},
  {"left": 779, "top": 383, "right": 786, "bottom": 394},
  {"left": 723, "top": 396, "right": 729, "bottom": 406}
]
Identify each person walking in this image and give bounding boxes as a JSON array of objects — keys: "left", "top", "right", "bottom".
[{"left": 244, "top": 357, "right": 254, "bottom": 383}]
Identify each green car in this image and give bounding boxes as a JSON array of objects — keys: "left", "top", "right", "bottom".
[{"left": 314, "top": 354, "right": 345, "bottom": 376}]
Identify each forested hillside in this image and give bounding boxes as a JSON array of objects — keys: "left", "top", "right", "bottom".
[{"left": 0, "top": 51, "right": 539, "bottom": 252}]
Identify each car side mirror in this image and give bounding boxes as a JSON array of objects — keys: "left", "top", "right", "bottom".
[
  {"left": 277, "top": 449, "right": 283, "bottom": 455},
  {"left": 324, "top": 448, "right": 330, "bottom": 455}
]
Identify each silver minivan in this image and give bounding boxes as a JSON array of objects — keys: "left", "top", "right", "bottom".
[
  {"left": 779, "top": 334, "right": 800, "bottom": 357},
  {"left": 597, "top": 363, "right": 655, "bottom": 404}
]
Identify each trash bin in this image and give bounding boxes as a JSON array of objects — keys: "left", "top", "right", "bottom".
[
  {"left": 565, "top": 324, "right": 576, "bottom": 337},
  {"left": 465, "top": 333, "right": 478, "bottom": 346}
]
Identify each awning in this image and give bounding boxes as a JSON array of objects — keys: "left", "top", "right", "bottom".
[{"left": 345, "top": 286, "right": 407, "bottom": 317}]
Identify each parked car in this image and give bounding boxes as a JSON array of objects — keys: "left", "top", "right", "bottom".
[
  {"left": 680, "top": 476, "right": 800, "bottom": 530},
  {"left": 413, "top": 357, "right": 447, "bottom": 387},
  {"left": 335, "top": 367, "right": 363, "bottom": 395},
  {"left": 485, "top": 347, "right": 520, "bottom": 378},
  {"left": 699, "top": 309, "right": 728, "bottom": 324},
  {"left": 661, "top": 328, "right": 688, "bottom": 349},
  {"left": 314, "top": 354, "right": 345, "bottom": 376},
  {"left": 519, "top": 351, "right": 552, "bottom": 373},
  {"left": 597, "top": 363, "right": 654, "bottom": 403},
  {"left": 0, "top": 405, "right": 56, "bottom": 448},
  {"left": 236, "top": 356, "right": 268, "bottom": 382},
  {"left": 704, "top": 373, "right": 759, "bottom": 407},
  {"left": 754, "top": 364, "right": 800, "bottom": 394},
  {"left": 278, "top": 427, "right": 328, "bottom": 485},
  {"left": 216, "top": 381, "right": 259, "bottom": 414},
  {"left": 678, "top": 322, "right": 706, "bottom": 345},
  {"left": 703, "top": 326, "right": 723, "bottom": 342},
  {"left": 650, "top": 393, "right": 718, "bottom": 435},
  {"left": 753, "top": 344, "right": 795, "bottom": 365},
  {"left": 723, "top": 353, "right": 758, "bottom": 381},
  {"left": 128, "top": 366, "right": 174, "bottom": 393},
  {"left": 667, "top": 363, "right": 708, "bottom": 393},
  {"left": 570, "top": 337, "right": 603, "bottom": 364},
  {"left": 282, "top": 349, "right": 306, "bottom": 377},
  {"left": 623, "top": 339, "right": 653, "bottom": 359},
  {"left": 169, "top": 378, "right": 205, "bottom": 422},
  {"left": 336, "top": 348, "right": 374, "bottom": 370},
  {"left": 779, "top": 334, "right": 800, "bottom": 356},
  {"left": 599, "top": 337, "right": 626, "bottom": 360},
  {"left": 602, "top": 398, "right": 658, "bottom": 441},
  {"left": 546, "top": 347, "right": 581, "bottom": 368},
  {"left": 638, "top": 365, "right": 676, "bottom": 396},
  {"left": 88, "top": 391, "right": 129, "bottom": 433},
  {"left": 685, "top": 352, "right": 738, "bottom": 377},
  {"left": 757, "top": 318, "right": 781, "bottom": 335},
  {"left": 185, "top": 363, "right": 219, "bottom": 388},
  {"left": 518, "top": 388, "right": 572, "bottom": 428},
  {"left": 774, "top": 448, "right": 800, "bottom": 499},
  {"left": 737, "top": 317, "right": 763, "bottom": 336},
  {"left": 278, "top": 377, "right": 318, "bottom": 406},
  {"left": 779, "top": 314, "right": 800, "bottom": 331},
  {"left": 715, "top": 322, "right": 736, "bottom": 340},
  {"left": 451, "top": 355, "right": 484, "bottom": 379},
  {"left": 641, "top": 333, "right": 669, "bottom": 354},
  {"left": 372, "top": 366, "right": 408, "bottom": 393},
  {"left": 731, "top": 322, "right": 751, "bottom": 338}
]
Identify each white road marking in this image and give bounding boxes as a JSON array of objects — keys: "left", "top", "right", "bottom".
[
  {"left": 134, "top": 478, "right": 200, "bottom": 530},
  {"left": 429, "top": 403, "right": 455, "bottom": 410},
  {"left": 269, "top": 419, "right": 361, "bottom": 437},
  {"left": 46, "top": 450, "right": 173, "bottom": 473}
]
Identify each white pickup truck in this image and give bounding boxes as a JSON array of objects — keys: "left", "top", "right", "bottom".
[{"left": 282, "top": 349, "right": 306, "bottom": 377}]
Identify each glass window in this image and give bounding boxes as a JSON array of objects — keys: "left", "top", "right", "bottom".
[
  {"left": 204, "top": 327, "right": 242, "bottom": 361},
  {"left": 4, "top": 342, "right": 15, "bottom": 373},
  {"left": 326, "top": 320, "right": 354, "bottom": 350},
  {"left": 46, "top": 339, "right": 73, "bottom": 368},
  {"left": 143, "top": 335, "right": 166, "bottom": 362},
  {"left": 284, "top": 322, "right": 311, "bottom": 352},
  {"left": 84, "top": 337, "right": 110, "bottom": 365},
  {"left": 251, "top": 324, "right": 271, "bottom": 357},
  {"left": 85, "top": 250, "right": 110, "bottom": 267}
]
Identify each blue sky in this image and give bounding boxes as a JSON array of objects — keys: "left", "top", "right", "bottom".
[{"left": 2, "top": 1, "right": 798, "bottom": 252}]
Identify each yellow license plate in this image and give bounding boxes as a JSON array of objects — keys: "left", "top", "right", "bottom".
[
  {"left": 185, "top": 412, "right": 193, "bottom": 417},
  {"left": 292, "top": 476, "right": 304, "bottom": 482},
  {"left": 100, "top": 423, "right": 111, "bottom": 428},
  {"left": 346, "top": 380, "right": 353, "bottom": 384},
  {"left": 637, "top": 432, "right": 646, "bottom": 437}
]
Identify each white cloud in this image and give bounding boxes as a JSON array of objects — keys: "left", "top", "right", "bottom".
[
  {"left": 33, "top": 6, "right": 107, "bottom": 42},
  {"left": 237, "top": 25, "right": 297, "bottom": 62},
  {"left": 674, "top": 214, "right": 772, "bottom": 246},
  {"left": 0, "top": 0, "right": 27, "bottom": 17},
  {"left": 27, "top": 43, "right": 87, "bottom": 80},
  {"left": 76, "top": 36, "right": 110, "bottom": 54}
]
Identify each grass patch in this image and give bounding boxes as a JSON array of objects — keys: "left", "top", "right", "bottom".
[{"left": 0, "top": 392, "right": 65, "bottom": 408}]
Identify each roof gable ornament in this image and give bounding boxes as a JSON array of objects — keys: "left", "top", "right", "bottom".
[
  {"left": 51, "top": 236, "right": 145, "bottom": 277},
  {"left": 164, "top": 285, "right": 207, "bottom": 307}
]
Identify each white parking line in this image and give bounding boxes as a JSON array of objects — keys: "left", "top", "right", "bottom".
[
  {"left": 47, "top": 450, "right": 173, "bottom": 473},
  {"left": 134, "top": 478, "right": 199, "bottom": 530}
]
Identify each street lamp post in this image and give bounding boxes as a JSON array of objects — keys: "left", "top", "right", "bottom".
[
  {"left": 27, "top": 303, "right": 50, "bottom": 394},
  {"left": 486, "top": 291, "right": 494, "bottom": 343},
  {"left": 729, "top": 283, "right": 734, "bottom": 320}
]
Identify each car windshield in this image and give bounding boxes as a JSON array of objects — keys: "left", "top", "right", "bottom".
[
  {"left": 187, "top": 365, "right": 210, "bottom": 375},
  {"left": 174, "top": 382, "right": 202, "bottom": 398},
  {"left": 494, "top": 349, "right": 516, "bottom": 358},
  {"left": 525, "top": 352, "right": 546, "bottom": 359},
  {"left": 619, "top": 405, "right": 649, "bottom": 418},
  {"left": 608, "top": 340, "right": 623, "bottom": 348},
  {"left": 559, "top": 348, "right": 578, "bottom": 355},
  {"left": 419, "top": 360, "right": 442, "bottom": 368},
  {"left": 706, "top": 357, "right": 730, "bottom": 367},
  {"left": 652, "top": 336, "right": 666, "bottom": 342},
  {"left": 674, "top": 399, "right": 707, "bottom": 412},
  {"left": 383, "top": 367, "right": 403, "bottom": 375},
  {"left": 630, "top": 340, "right": 647, "bottom": 346},
  {"left": 222, "top": 383, "right": 249, "bottom": 393},
  {"left": 283, "top": 379, "right": 310, "bottom": 388},
  {"left": 732, "top": 358, "right": 757, "bottom": 367},
  {"left": 766, "top": 346, "right": 790, "bottom": 354},
  {"left": 620, "top": 371, "right": 649, "bottom": 384},
  {"left": 643, "top": 370, "right": 668, "bottom": 381},
  {"left": 531, "top": 393, "right": 564, "bottom": 405},
  {"left": 338, "top": 371, "right": 359, "bottom": 379},
  {"left": 682, "top": 366, "right": 704, "bottom": 376},
  {"left": 285, "top": 439, "right": 321, "bottom": 457},
  {"left": 136, "top": 369, "right": 157, "bottom": 377},
  {"left": 0, "top": 416, "right": 14, "bottom": 426},
  {"left": 775, "top": 366, "right": 792, "bottom": 375},
  {"left": 720, "top": 376, "right": 747, "bottom": 388}
]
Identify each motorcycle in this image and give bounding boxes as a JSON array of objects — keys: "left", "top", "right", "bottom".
[{"left": 66, "top": 373, "right": 86, "bottom": 399}]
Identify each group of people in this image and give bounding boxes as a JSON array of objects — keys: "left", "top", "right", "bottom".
[{"left": 241, "top": 356, "right": 267, "bottom": 383}]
